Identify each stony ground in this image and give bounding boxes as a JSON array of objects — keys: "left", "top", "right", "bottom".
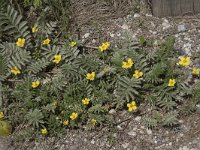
[
  {"left": 1, "top": 2, "right": 200, "bottom": 150},
  {"left": 1, "top": 110, "right": 200, "bottom": 150}
]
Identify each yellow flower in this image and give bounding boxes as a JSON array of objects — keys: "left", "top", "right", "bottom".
[
  {"left": 0, "top": 112, "right": 4, "bottom": 119},
  {"left": 127, "top": 101, "right": 137, "bottom": 112},
  {"left": 70, "top": 41, "right": 77, "bottom": 47},
  {"left": 178, "top": 56, "right": 190, "bottom": 66},
  {"left": 82, "top": 98, "right": 90, "bottom": 105},
  {"left": 32, "top": 80, "right": 40, "bottom": 88},
  {"left": 32, "top": 25, "right": 38, "bottom": 33},
  {"left": 168, "top": 79, "right": 176, "bottom": 87},
  {"left": 53, "top": 54, "right": 62, "bottom": 64},
  {"left": 133, "top": 70, "right": 143, "bottom": 79},
  {"left": 86, "top": 72, "right": 95, "bottom": 81},
  {"left": 63, "top": 120, "right": 69, "bottom": 126},
  {"left": 122, "top": 58, "right": 134, "bottom": 69},
  {"left": 70, "top": 112, "right": 78, "bottom": 120},
  {"left": 10, "top": 67, "right": 21, "bottom": 75},
  {"left": 16, "top": 38, "right": 25, "bottom": 48},
  {"left": 192, "top": 68, "right": 199, "bottom": 75},
  {"left": 42, "top": 38, "right": 50, "bottom": 45},
  {"left": 41, "top": 128, "right": 48, "bottom": 135},
  {"left": 91, "top": 118, "right": 97, "bottom": 126},
  {"left": 99, "top": 42, "right": 110, "bottom": 52}
]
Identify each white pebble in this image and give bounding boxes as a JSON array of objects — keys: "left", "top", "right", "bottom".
[
  {"left": 109, "top": 109, "right": 116, "bottom": 114},
  {"left": 146, "top": 129, "right": 152, "bottom": 135},
  {"left": 134, "top": 116, "right": 141, "bottom": 121},
  {"left": 128, "top": 131, "right": 136, "bottom": 137},
  {"left": 134, "top": 13, "right": 140, "bottom": 18}
]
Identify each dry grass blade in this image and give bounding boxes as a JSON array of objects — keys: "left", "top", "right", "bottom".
[{"left": 70, "top": 0, "right": 138, "bottom": 28}]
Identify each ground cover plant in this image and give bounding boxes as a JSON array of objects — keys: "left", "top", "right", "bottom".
[{"left": 0, "top": 0, "right": 200, "bottom": 142}]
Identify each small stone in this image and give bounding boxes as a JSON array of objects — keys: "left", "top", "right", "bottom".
[
  {"left": 182, "top": 146, "right": 189, "bottom": 150},
  {"left": 128, "top": 131, "right": 136, "bottom": 137},
  {"left": 178, "top": 24, "right": 186, "bottom": 32},
  {"left": 146, "top": 129, "right": 152, "bottom": 135},
  {"left": 132, "top": 127, "right": 137, "bottom": 131},
  {"left": 121, "top": 24, "right": 129, "bottom": 30},
  {"left": 168, "top": 142, "right": 172, "bottom": 146},
  {"left": 179, "top": 120, "right": 184, "bottom": 123},
  {"left": 146, "top": 14, "right": 152, "bottom": 17},
  {"left": 112, "top": 133, "right": 117, "bottom": 138},
  {"left": 134, "top": 116, "right": 141, "bottom": 121},
  {"left": 82, "top": 33, "right": 90, "bottom": 39},
  {"left": 110, "top": 33, "right": 115, "bottom": 38},
  {"left": 116, "top": 32, "right": 121, "bottom": 37},
  {"left": 92, "top": 39, "right": 96, "bottom": 43},
  {"left": 162, "top": 19, "right": 171, "bottom": 30},
  {"left": 117, "top": 125, "right": 123, "bottom": 130},
  {"left": 141, "top": 126, "right": 145, "bottom": 129},
  {"left": 127, "top": 14, "right": 132, "bottom": 19},
  {"left": 109, "top": 109, "right": 116, "bottom": 114},
  {"left": 134, "top": 13, "right": 140, "bottom": 18},
  {"left": 139, "top": 130, "right": 144, "bottom": 134},
  {"left": 91, "top": 139, "right": 95, "bottom": 144},
  {"left": 122, "top": 143, "right": 129, "bottom": 149},
  {"left": 152, "top": 31, "right": 157, "bottom": 35},
  {"left": 196, "top": 104, "right": 200, "bottom": 108}
]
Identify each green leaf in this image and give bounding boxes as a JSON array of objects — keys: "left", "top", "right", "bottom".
[{"left": 0, "top": 121, "right": 12, "bottom": 136}]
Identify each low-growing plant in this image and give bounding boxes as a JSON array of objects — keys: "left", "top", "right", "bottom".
[{"left": 0, "top": 3, "right": 199, "bottom": 141}]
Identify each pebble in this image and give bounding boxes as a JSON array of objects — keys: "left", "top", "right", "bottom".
[
  {"left": 116, "top": 32, "right": 121, "bottom": 37},
  {"left": 92, "top": 39, "right": 96, "bottom": 43},
  {"left": 178, "top": 24, "right": 186, "bottom": 32},
  {"left": 179, "top": 120, "right": 184, "bottom": 123},
  {"left": 141, "top": 126, "right": 145, "bottom": 129},
  {"left": 182, "top": 146, "right": 189, "bottom": 150},
  {"left": 82, "top": 33, "right": 90, "bottom": 39},
  {"left": 122, "top": 142, "right": 129, "bottom": 149},
  {"left": 146, "top": 129, "right": 152, "bottom": 135},
  {"left": 110, "top": 33, "right": 115, "bottom": 38},
  {"left": 112, "top": 133, "right": 117, "bottom": 138},
  {"left": 109, "top": 109, "right": 116, "bottom": 114},
  {"left": 121, "top": 24, "right": 129, "bottom": 30},
  {"left": 117, "top": 125, "right": 123, "bottom": 130},
  {"left": 128, "top": 131, "right": 137, "bottom": 137},
  {"left": 146, "top": 14, "right": 152, "bottom": 17},
  {"left": 91, "top": 139, "right": 95, "bottom": 144},
  {"left": 134, "top": 116, "right": 141, "bottom": 121},
  {"left": 162, "top": 19, "right": 171, "bottom": 30},
  {"left": 134, "top": 13, "right": 140, "bottom": 18}
]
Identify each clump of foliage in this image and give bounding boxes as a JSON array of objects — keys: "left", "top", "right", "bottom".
[{"left": 0, "top": 2, "right": 199, "bottom": 141}]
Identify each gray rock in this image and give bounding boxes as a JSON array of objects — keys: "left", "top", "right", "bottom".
[
  {"left": 122, "top": 143, "right": 129, "bottom": 149},
  {"left": 182, "top": 146, "right": 189, "bottom": 150},
  {"left": 82, "top": 33, "right": 90, "bottom": 39},
  {"left": 178, "top": 24, "right": 186, "bottom": 32},
  {"left": 134, "top": 116, "right": 141, "bottom": 121},
  {"left": 91, "top": 139, "right": 95, "bottom": 144},
  {"left": 162, "top": 19, "right": 171, "bottom": 30},
  {"left": 128, "top": 131, "right": 137, "bottom": 137},
  {"left": 121, "top": 24, "right": 129, "bottom": 30},
  {"left": 134, "top": 13, "right": 140, "bottom": 18},
  {"left": 146, "top": 129, "right": 152, "bottom": 135},
  {"left": 109, "top": 109, "right": 116, "bottom": 114}
]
